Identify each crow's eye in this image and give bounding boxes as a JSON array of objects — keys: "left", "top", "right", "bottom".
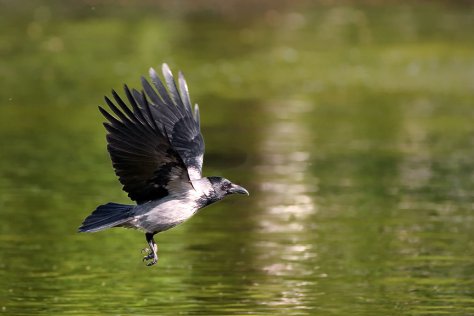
[{"left": 221, "top": 182, "right": 231, "bottom": 191}]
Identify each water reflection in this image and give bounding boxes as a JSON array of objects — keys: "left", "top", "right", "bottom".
[
  {"left": 255, "top": 100, "right": 318, "bottom": 309},
  {"left": 257, "top": 100, "right": 317, "bottom": 222}
]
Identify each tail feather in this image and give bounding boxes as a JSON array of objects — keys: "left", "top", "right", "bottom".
[{"left": 78, "top": 202, "right": 133, "bottom": 233}]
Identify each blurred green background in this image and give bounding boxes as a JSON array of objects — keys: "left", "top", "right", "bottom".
[{"left": 1, "top": 1, "right": 474, "bottom": 315}]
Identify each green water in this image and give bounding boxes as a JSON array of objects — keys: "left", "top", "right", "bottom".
[{"left": 1, "top": 2, "right": 474, "bottom": 315}]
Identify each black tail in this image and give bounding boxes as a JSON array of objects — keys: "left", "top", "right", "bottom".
[{"left": 78, "top": 202, "right": 133, "bottom": 233}]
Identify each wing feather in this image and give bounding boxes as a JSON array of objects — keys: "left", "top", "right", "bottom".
[
  {"left": 162, "top": 63, "right": 184, "bottom": 108},
  {"left": 140, "top": 76, "right": 163, "bottom": 105},
  {"left": 137, "top": 64, "right": 205, "bottom": 180},
  {"left": 149, "top": 67, "right": 174, "bottom": 106},
  {"left": 100, "top": 88, "right": 191, "bottom": 204},
  {"left": 112, "top": 89, "right": 138, "bottom": 124},
  {"left": 194, "top": 104, "right": 200, "bottom": 128}
]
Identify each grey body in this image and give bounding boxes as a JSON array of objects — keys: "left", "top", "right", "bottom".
[{"left": 125, "top": 178, "right": 213, "bottom": 233}]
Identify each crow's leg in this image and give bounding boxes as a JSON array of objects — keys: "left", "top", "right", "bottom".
[{"left": 142, "top": 233, "right": 158, "bottom": 266}]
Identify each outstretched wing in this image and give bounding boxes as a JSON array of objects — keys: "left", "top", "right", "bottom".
[
  {"left": 131, "top": 64, "right": 205, "bottom": 180},
  {"left": 100, "top": 87, "right": 191, "bottom": 204}
]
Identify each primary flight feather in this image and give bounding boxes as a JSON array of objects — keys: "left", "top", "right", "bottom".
[{"left": 79, "top": 64, "right": 249, "bottom": 266}]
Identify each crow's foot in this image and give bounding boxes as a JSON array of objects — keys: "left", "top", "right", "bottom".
[
  {"left": 143, "top": 253, "right": 158, "bottom": 266},
  {"left": 142, "top": 246, "right": 158, "bottom": 266},
  {"left": 143, "top": 233, "right": 158, "bottom": 266}
]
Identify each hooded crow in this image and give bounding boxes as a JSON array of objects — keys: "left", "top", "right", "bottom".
[{"left": 78, "top": 64, "right": 249, "bottom": 266}]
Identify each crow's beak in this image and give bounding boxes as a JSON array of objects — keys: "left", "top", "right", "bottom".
[{"left": 230, "top": 184, "right": 249, "bottom": 196}]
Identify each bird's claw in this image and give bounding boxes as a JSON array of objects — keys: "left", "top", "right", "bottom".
[
  {"left": 146, "top": 258, "right": 158, "bottom": 266},
  {"left": 142, "top": 253, "right": 158, "bottom": 266},
  {"left": 142, "top": 246, "right": 158, "bottom": 266},
  {"left": 142, "top": 252, "right": 154, "bottom": 261}
]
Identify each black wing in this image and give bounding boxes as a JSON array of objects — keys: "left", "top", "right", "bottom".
[
  {"left": 100, "top": 87, "right": 191, "bottom": 204},
  {"left": 131, "top": 64, "right": 205, "bottom": 180}
]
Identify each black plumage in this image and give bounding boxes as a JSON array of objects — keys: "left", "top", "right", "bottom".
[{"left": 101, "top": 84, "right": 192, "bottom": 204}]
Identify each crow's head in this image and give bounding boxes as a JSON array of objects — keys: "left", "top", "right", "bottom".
[{"left": 208, "top": 177, "right": 249, "bottom": 199}]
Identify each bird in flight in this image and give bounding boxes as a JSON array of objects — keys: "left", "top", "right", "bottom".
[{"left": 79, "top": 64, "right": 249, "bottom": 266}]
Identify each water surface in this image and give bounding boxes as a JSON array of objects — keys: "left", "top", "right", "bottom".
[{"left": 1, "top": 2, "right": 474, "bottom": 315}]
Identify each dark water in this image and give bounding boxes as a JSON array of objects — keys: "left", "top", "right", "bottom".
[{"left": 1, "top": 2, "right": 474, "bottom": 315}]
